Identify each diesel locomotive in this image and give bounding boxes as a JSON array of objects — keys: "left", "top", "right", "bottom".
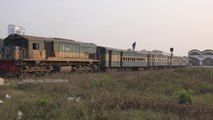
[{"left": 0, "top": 34, "right": 188, "bottom": 76}]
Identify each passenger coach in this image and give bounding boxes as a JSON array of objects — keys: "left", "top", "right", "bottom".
[{"left": 97, "top": 46, "right": 188, "bottom": 71}]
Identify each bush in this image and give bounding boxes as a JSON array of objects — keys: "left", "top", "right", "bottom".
[
  {"left": 19, "top": 96, "right": 59, "bottom": 120},
  {"left": 91, "top": 76, "right": 110, "bottom": 88},
  {"left": 177, "top": 88, "right": 193, "bottom": 104}
]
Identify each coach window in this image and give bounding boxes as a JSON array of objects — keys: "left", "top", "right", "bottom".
[{"left": 33, "top": 43, "right": 39, "bottom": 50}]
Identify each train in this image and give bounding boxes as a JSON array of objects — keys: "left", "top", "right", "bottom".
[{"left": 0, "top": 34, "right": 188, "bottom": 76}]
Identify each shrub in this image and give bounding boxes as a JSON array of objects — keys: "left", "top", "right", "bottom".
[
  {"left": 177, "top": 88, "right": 193, "bottom": 104},
  {"left": 19, "top": 96, "right": 59, "bottom": 120},
  {"left": 196, "top": 83, "right": 213, "bottom": 94},
  {"left": 91, "top": 76, "right": 110, "bottom": 88}
]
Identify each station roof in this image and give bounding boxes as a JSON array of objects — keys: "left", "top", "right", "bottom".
[
  {"left": 188, "top": 49, "right": 201, "bottom": 55},
  {"left": 188, "top": 49, "right": 213, "bottom": 55},
  {"left": 202, "top": 49, "right": 213, "bottom": 55}
]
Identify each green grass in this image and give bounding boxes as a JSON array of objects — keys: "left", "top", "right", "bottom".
[{"left": 0, "top": 68, "right": 213, "bottom": 120}]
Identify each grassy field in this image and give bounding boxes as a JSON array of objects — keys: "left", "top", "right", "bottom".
[{"left": 0, "top": 67, "right": 213, "bottom": 120}]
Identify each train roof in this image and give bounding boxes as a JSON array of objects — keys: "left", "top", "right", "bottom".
[
  {"left": 4, "top": 34, "right": 53, "bottom": 42},
  {"left": 52, "top": 37, "right": 96, "bottom": 46},
  {"left": 98, "top": 46, "right": 127, "bottom": 52},
  {"left": 5, "top": 34, "right": 96, "bottom": 46},
  {"left": 98, "top": 46, "right": 151, "bottom": 54},
  {"left": 20, "top": 34, "right": 52, "bottom": 42}
]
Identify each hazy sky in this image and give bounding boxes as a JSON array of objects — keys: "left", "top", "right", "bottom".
[{"left": 1, "top": 0, "right": 213, "bottom": 56}]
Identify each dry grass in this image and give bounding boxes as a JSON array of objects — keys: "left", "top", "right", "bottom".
[{"left": 0, "top": 67, "right": 213, "bottom": 120}]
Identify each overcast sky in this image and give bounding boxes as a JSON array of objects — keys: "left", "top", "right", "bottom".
[{"left": 0, "top": 0, "right": 213, "bottom": 56}]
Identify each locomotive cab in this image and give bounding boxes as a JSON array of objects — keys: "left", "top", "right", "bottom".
[
  {"left": 0, "top": 46, "right": 22, "bottom": 76},
  {"left": 1, "top": 46, "right": 23, "bottom": 60}
]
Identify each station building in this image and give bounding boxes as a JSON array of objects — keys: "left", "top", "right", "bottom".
[{"left": 188, "top": 49, "right": 213, "bottom": 66}]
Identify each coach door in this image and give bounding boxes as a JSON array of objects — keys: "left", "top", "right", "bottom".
[
  {"left": 109, "top": 50, "right": 112, "bottom": 67},
  {"left": 120, "top": 52, "right": 123, "bottom": 67},
  {"left": 167, "top": 56, "right": 170, "bottom": 66},
  {"left": 45, "top": 41, "right": 54, "bottom": 58},
  {"left": 147, "top": 54, "right": 150, "bottom": 68},
  {"left": 152, "top": 54, "right": 155, "bottom": 66}
]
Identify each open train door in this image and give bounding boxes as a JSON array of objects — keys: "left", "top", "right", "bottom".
[
  {"left": 147, "top": 54, "right": 150, "bottom": 69},
  {"left": 45, "top": 41, "right": 55, "bottom": 58},
  {"left": 120, "top": 51, "right": 123, "bottom": 67},
  {"left": 152, "top": 54, "right": 155, "bottom": 67},
  {"left": 109, "top": 50, "right": 112, "bottom": 67}
]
